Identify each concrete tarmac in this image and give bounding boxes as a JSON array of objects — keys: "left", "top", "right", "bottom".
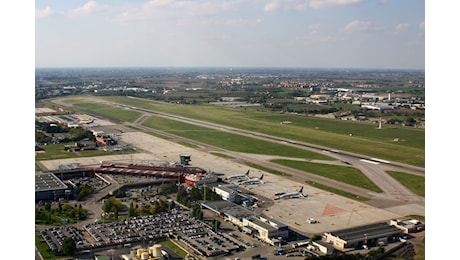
[{"left": 38, "top": 131, "right": 417, "bottom": 236}]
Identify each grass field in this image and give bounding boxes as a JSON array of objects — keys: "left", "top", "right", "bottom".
[
  {"left": 305, "top": 181, "right": 370, "bottom": 201},
  {"left": 158, "top": 240, "right": 189, "bottom": 258},
  {"left": 92, "top": 96, "right": 424, "bottom": 167},
  {"left": 35, "top": 143, "right": 137, "bottom": 161},
  {"left": 386, "top": 171, "right": 425, "bottom": 197},
  {"left": 209, "top": 152, "right": 235, "bottom": 159},
  {"left": 142, "top": 115, "right": 334, "bottom": 160},
  {"left": 272, "top": 160, "right": 383, "bottom": 193},
  {"left": 245, "top": 162, "right": 292, "bottom": 177},
  {"left": 35, "top": 235, "right": 61, "bottom": 260},
  {"left": 73, "top": 102, "right": 143, "bottom": 123}
]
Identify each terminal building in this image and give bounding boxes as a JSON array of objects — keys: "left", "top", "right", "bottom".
[{"left": 201, "top": 201, "right": 288, "bottom": 245}]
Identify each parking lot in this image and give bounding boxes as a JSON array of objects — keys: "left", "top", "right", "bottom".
[{"left": 38, "top": 209, "right": 242, "bottom": 257}]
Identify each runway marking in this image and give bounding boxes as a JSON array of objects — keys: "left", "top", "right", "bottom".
[
  {"left": 395, "top": 197, "right": 408, "bottom": 202},
  {"left": 360, "top": 159, "right": 380, "bottom": 164},
  {"left": 370, "top": 158, "right": 390, "bottom": 163},
  {"left": 322, "top": 204, "right": 347, "bottom": 216}
]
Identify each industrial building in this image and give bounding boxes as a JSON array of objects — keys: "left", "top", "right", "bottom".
[
  {"left": 35, "top": 172, "right": 72, "bottom": 201},
  {"left": 201, "top": 201, "right": 289, "bottom": 245},
  {"left": 324, "top": 222, "right": 403, "bottom": 250}
]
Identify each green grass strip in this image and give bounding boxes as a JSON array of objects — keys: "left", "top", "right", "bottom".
[
  {"left": 177, "top": 142, "right": 200, "bottom": 148},
  {"left": 245, "top": 162, "right": 292, "bottom": 177},
  {"left": 272, "top": 160, "right": 383, "bottom": 193},
  {"left": 35, "top": 143, "right": 137, "bottom": 161},
  {"left": 158, "top": 240, "right": 189, "bottom": 258},
  {"left": 125, "top": 125, "right": 142, "bottom": 131},
  {"left": 73, "top": 103, "right": 143, "bottom": 123},
  {"left": 35, "top": 234, "right": 61, "bottom": 260},
  {"left": 209, "top": 152, "right": 235, "bottom": 159},
  {"left": 306, "top": 181, "right": 370, "bottom": 201},
  {"left": 386, "top": 171, "right": 425, "bottom": 197},
  {"left": 146, "top": 132, "right": 172, "bottom": 140},
  {"left": 142, "top": 116, "right": 334, "bottom": 160}
]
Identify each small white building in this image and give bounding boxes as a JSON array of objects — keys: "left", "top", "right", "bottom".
[{"left": 214, "top": 185, "right": 240, "bottom": 203}]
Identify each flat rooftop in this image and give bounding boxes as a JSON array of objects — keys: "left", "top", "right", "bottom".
[
  {"left": 202, "top": 201, "right": 255, "bottom": 219},
  {"left": 329, "top": 222, "right": 402, "bottom": 241},
  {"left": 35, "top": 172, "right": 68, "bottom": 192}
]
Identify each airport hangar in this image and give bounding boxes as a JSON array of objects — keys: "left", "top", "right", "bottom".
[
  {"left": 201, "top": 200, "right": 288, "bottom": 245},
  {"left": 324, "top": 222, "right": 404, "bottom": 250}
]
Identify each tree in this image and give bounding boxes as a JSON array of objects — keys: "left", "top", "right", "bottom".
[
  {"left": 61, "top": 237, "right": 76, "bottom": 256},
  {"left": 128, "top": 202, "right": 136, "bottom": 217},
  {"left": 310, "top": 234, "right": 322, "bottom": 242},
  {"left": 212, "top": 219, "right": 221, "bottom": 231}
]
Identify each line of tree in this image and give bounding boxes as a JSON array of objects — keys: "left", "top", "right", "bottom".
[
  {"left": 176, "top": 186, "right": 222, "bottom": 208},
  {"left": 76, "top": 184, "right": 94, "bottom": 201},
  {"left": 35, "top": 203, "right": 88, "bottom": 224}
]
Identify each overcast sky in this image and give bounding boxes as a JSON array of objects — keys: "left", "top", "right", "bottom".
[{"left": 35, "top": 0, "right": 425, "bottom": 69}]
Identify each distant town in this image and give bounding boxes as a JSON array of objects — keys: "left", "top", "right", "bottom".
[{"left": 35, "top": 68, "right": 425, "bottom": 260}]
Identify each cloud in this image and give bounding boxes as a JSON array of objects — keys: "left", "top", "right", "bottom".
[
  {"left": 343, "top": 20, "right": 380, "bottom": 32},
  {"left": 264, "top": 0, "right": 367, "bottom": 11},
  {"left": 395, "top": 23, "right": 409, "bottom": 31},
  {"left": 36, "top": 1, "right": 110, "bottom": 19},
  {"left": 36, "top": 7, "right": 55, "bottom": 19},
  {"left": 115, "top": 0, "right": 242, "bottom": 23},
  {"left": 68, "top": 1, "right": 109, "bottom": 17},
  {"left": 264, "top": 0, "right": 309, "bottom": 11},
  {"left": 308, "top": 23, "right": 322, "bottom": 35},
  {"left": 419, "top": 21, "right": 425, "bottom": 30},
  {"left": 309, "top": 0, "right": 367, "bottom": 9}
]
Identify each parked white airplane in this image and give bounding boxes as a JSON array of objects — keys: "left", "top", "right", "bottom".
[
  {"left": 273, "top": 186, "right": 305, "bottom": 200},
  {"left": 226, "top": 170, "right": 250, "bottom": 180},
  {"left": 240, "top": 174, "right": 264, "bottom": 185}
]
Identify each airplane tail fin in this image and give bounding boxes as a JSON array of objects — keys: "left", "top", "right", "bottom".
[
  {"left": 260, "top": 174, "right": 264, "bottom": 180},
  {"left": 246, "top": 170, "right": 250, "bottom": 176}
]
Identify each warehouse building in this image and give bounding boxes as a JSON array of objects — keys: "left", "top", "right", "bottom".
[
  {"left": 324, "top": 222, "right": 403, "bottom": 251},
  {"left": 35, "top": 172, "right": 72, "bottom": 201}
]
